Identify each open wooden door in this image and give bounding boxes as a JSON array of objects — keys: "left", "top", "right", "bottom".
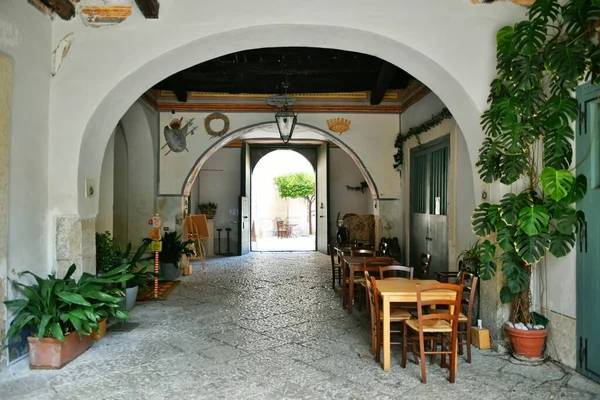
[
  {"left": 316, "top": 143, "right": 329, "bottom": 253},
  {"left": 239, "top": 142, "right": 251, "bottom": 255},
  {"left": 576, "top": 83, "right": 600, "bottom": 382}
]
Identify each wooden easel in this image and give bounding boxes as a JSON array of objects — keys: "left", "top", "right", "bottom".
[{"left": 185, "top": 214, "right": 210, "bottom": 271}]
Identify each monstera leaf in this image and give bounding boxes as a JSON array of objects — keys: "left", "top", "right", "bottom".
[
  {"left": 566, "top": 174, "right": 587, "bottom": 204},
  {"left": 500, "top": 192, "right": 532, "bottom": 226},
  {"left": 501, "top": 252, "right": 531, "bottom": 294},
  {"left": 557, "top": 208, "right": 579, "bottom": 234},
  {"left": 497, "top": 226, "right": 517, "bottom": 252},
  {"left": 516, "top": 233, "right": 550, "bottom": 264},
  {"left": 549, "top": 230, "right": 576, "bottom": 257},
  {"left": 539, "top": 94, "right": 579, "bottom": 129},
  {"left": 476, "top": 138, "right": 502, "bottom": 183},
  {"left": 514, "top": 20, "right": 547, "bottom": 56},
  {"left": 543, "top": 126, "right": 574, "bottom": 169},
  {"left": 528, "top": 0, "right": 561, "bottom": 23},
  {"left": 472, "top": 203, "right": 499, "bottom": 237},
  {"left": 541, "top": 167, "right": 574, "bottom": 201},
  {"left": 500, "top": 153, "right": 529, "bottom": 184},
  {"left": 476, "top": 240, "right": 498, "bottom": 280},
  {"left": 518, "top": 205, "right": 550, "bottom": 236}
]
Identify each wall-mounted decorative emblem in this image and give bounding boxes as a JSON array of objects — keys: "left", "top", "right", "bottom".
[
  {"left": 204, "top": 113, "right": 230, "bottom": 139},
  {"left": 326, "top": 118, "right": 351, "bottom": 135},
  {"left": 162, "top": 117, "right": 197, "bottom": 156},
  {"left": 78, "top": 1, "right": 133, "bottom": 27}
]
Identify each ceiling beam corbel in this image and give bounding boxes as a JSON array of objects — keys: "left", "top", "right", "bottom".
[
  {"left": 39, "top": 0, "right": 75, "bottom": 20},
  {"left": 135, "top": 0, "right": 160, "bottom": 19},
  {"left": 370, "top": 61, "right": 397, "bottom": 105}
]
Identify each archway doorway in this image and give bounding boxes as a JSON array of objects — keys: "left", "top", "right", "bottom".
[{"left": 252, "top": 149, "right": 316, "bottom": 251}]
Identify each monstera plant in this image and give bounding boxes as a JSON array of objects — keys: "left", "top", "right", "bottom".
[{"left": 471, "top": 0, "right": 599, "bottom": 325}]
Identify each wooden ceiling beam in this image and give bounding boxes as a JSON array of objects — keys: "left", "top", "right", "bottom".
[
  {"left": 135, "top": 0, "right": 160, "bottom": 19},
  {"left": 370, "top": 61, "right": 397, "bottom": 105},
  {"left": 39, "top": 0, "right": 75, "bottom": 20}
]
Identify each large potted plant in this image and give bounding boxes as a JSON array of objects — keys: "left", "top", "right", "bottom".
[
  {"left": 471, "top": 0, "right": 598, "bottom": 359},
  {"left": 158, "top": 232, "right": 194, "bottom": 281},
  {"left": 114, "top": 239, "right": 155, "bottom": 311},
  {"left": 3, "top": 263, "right": 131, "bottom": 369}
]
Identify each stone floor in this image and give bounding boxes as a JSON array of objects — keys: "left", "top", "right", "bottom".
[{"left": 1, "top": 252, "right": 599, "bottom": 399}]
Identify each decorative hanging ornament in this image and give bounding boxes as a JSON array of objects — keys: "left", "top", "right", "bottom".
[
  {"left": 204, "top": 113, "right": 230, "bottom": 139},
  {"left": 163, "top": 117, "right": 197, "bottom": 156}
]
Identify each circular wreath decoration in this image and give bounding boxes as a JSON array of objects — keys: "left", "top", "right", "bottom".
[{"left": 204, "top": 112, "right": 230, "bottom": 138}]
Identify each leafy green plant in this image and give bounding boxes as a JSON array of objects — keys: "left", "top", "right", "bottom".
[
  {"left": 95, "top": 231, "right": 119, "bottom": 274},
  {"left": 4, "top": 264, "right": 131, "bottom": 343},
  {"left": 114, "top": 239, "right": 157, "bottom": 288},
  {"left": 273, "top": 172, "right": 316, "bottom": 234},
  {"left": 457, "top": 241, "right": 482, "bottom": 274},
  {"left": 158, "top": 232, "right": 194, "bottom": 266},
  {"left": 472, "top": 0, "right": 598, "bottom": 324},
  {"left": 198, "top": 202, "right": 217, "bottom": 215}
]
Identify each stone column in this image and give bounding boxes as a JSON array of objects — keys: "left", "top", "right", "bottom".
[
  {"left": 56, "top": 216, "right": 96, "bottom": 279},
  {"left": 479, "top": 271, "right": 511, "bottom": 351}
]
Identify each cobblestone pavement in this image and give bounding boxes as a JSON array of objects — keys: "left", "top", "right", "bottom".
[{"left": 1, "top": 252, "right": 599, "bottom": 399}]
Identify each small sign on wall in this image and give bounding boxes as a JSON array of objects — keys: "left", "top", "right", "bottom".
[{"left": 85, "top": 178, "right": 95, "bottom": 198}]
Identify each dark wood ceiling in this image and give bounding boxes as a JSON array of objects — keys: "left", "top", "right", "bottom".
[{"left": 153, "top": 47, "right": 413, "bottom": 105}]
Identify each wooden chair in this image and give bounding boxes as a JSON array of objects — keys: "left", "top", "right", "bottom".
[
  {"left": 357, "top": 257, "right": 395, "bottom": 310},
  {"left": 435, "top": 273, "right": 479, "bottom": 363},
  {"left": 328, "top": 244, "right": 342, "bottom": 289},
  {"left": 402, "top": 282, "right": 463, "bottom": 384},
  {"left": 380, "top": 265, "right": 414, "bottom": 280},
  {"left": 417, "top": 253, "right": 432, "bottom": 279},
  {"left": 341, "top": 257, "right": 366, "bottom": 310},
  {"left": 365, "top": 272, "right": 411, "bottom": 362},
  {"left": 277, "top": 221, "right": 290, "bottom": 238}
]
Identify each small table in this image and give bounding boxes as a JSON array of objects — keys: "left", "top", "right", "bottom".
[{"left": 376, "top": 278, "right": 456, "bottom": 371}]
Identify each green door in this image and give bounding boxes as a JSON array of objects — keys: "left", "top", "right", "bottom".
[{"left": 576, "top": 83, "right": 600, "bottom": 382}]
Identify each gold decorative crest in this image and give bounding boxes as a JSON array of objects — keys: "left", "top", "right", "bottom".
[{"left": 326, "top": 118, "right": 351, "bottom": 135}]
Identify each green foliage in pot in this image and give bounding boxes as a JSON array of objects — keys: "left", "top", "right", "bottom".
[
  {"left": 457, "top": 241, "right": 482, "bottom": 274},
  {"left": 198, "top": 202, "right": 218, "bottom": 215},
  {"left": 471, "top": 0, "right": 599, "bottom": 324},
  {"left": 158, "top": 232, "right": 194, "bottom": 266},
  {"left": 4, "top": 263, "right": 132, "bottom": 343},
  {"left": 114, "top": 239, "right": 158, "bottom": 288},
  {"left": 95, "top": 231, "right": 119, "bottom": 274}
]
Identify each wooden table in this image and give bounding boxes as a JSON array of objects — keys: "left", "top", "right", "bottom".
[
  {"left": 342, "top": 255, "right": 396, "bottom": 313},
  {"left": 376, "top": 279, "right": 457, "bottom": 371}
]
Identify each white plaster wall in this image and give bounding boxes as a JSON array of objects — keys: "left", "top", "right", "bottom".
[
  {"left": 400, "top": 92, "right": 446, "bottom": 132},
  {"left": 44, "top": 1, "right": 526, "bottom": 219},
  {"left": 196, "top": 148, "right": 242, "bottom": 251},
  {"left": 160, "top": 112, "right": 399, "bottom": 199},
  {"left": 330, "top": 148, "right": 374, "bottom": 223},
  {"left": 113, "top": 124, "right": 128, "bottom": 248},
  {"left": 96, "top": 134, "right": 114, "bottom": 233},
  {"left": 121, "top": 101, "right": 156, "bottom": 247},
  {"left": 0, "top": 1, "right": 51, "bottom": 280}
]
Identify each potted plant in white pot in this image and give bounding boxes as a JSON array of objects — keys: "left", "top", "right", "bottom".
[
  {"left": 470, "top": 0, "right": 598, "bottom": 359},
  {"left": 158, "top": 232, "right": 194, "bottom": 281},
  {"left": 3, "top": 263, "right": 131, "bottom": 368}
]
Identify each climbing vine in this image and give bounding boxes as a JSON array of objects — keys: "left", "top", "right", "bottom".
[
  {"left": 345, "top": 181, "right": 368, "bottom": 193},
  {"left": 392, "top": 107, "right": 453, "bottom": 170}
]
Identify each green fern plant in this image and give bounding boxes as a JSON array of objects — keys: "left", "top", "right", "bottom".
[{"left": 472, "top": 0, "right": 599, "bottom": 324}]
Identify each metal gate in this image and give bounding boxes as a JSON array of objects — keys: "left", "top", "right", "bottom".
[
  {"left": 410, "top": 137, "right": 449, "bottom": 278},
  {"left": 576, "top": 83, "right": 600, "bottom": 382}
]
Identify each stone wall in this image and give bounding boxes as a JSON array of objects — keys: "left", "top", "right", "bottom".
[{"left": 56, "top": 216, "right": 96, "bottom": 278}]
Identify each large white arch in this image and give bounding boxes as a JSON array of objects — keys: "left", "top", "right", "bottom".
[{"left": 46, "top": 3, "right": 526, "bottom": 219}]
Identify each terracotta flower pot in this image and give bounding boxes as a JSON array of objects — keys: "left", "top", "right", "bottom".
[
  {"left": 505, "top": 325, "right": 548, "bottom": 358},
  {"left": 28, "top": 331, "right": 93, "bottom": 369},
  {"left": 90, "top": 318, "right": 107, "bottom": 340}
]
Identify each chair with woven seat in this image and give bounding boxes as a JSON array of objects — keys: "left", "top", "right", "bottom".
[
  {"left": 402, "top": 282, "right": 463, "bottom": 384},
  {"left": 380, "top": 265, "right": 414, "bottom": 280},
  {"left": 365, "top": 272, "right": 412, "bottom": 362},
  {"left": 328, "top": 244, "right": 342, "bottom": 289},
  {"left": 434, "top": 273, "right": 479, "bottom": 363}
]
